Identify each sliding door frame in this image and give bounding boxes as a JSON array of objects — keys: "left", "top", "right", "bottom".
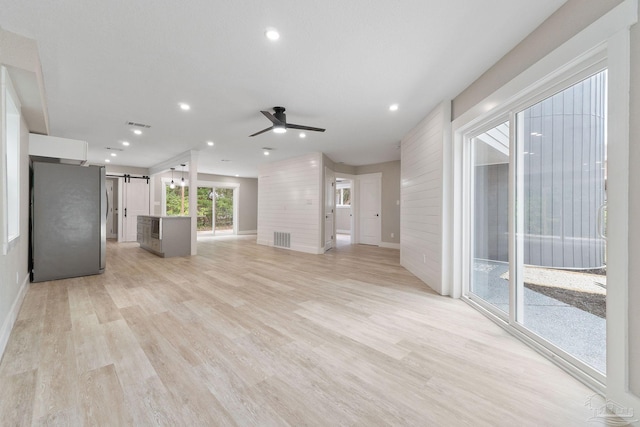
[{"left": 450, "top": 8, "right": 638, "bottom": 388}]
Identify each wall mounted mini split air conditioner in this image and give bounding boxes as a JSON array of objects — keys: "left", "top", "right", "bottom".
[{"left": 28, "top": 133, "right": 88, "bottom": 165}]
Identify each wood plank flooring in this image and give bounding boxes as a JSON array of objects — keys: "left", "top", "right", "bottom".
[{"left": 0, "top": 236, "right": 616, "bottom": 426}]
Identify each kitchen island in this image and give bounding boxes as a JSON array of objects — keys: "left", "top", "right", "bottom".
[{"left": 137, "top": 215, "right": 191, "bottom": 257}]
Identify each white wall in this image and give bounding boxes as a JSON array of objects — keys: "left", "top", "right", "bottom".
[
  {"left": 336, "top": 207, "right": 351, "bottom": 233},
  {"left": 627, "top": 10, "right": 640, "bottom": 401},
  {"left": 0, "top": 28, "right": 46, "bottom": 360},
  {"left": 452, "top": 0, "right": 624, "bottom": 120},
  {"left": 0, "top": 110, "right": 30, "bottom": 359},
  {"left": 400, "top": 102, "right": 450, "bottom": 295},
  {"left": 257, "top": 152, "right": 323, "bottom": 254}
]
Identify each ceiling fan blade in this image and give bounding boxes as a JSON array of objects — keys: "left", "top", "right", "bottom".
[
  {"left": 249, "top": 126, "right": 273, "bottom": 137},
  {"left": 287, "top": 123, "right": 326, "bottom": 133},
  {"left": 261, "top": 111, "right": 284, "bottom": 126}
]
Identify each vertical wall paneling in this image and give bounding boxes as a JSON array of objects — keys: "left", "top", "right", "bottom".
[
  {"left": 400, "top": 102, "right": 450, "bottom": 295},
  {"left": 257, "top": 152, "right": 323, "bottom": 254}
]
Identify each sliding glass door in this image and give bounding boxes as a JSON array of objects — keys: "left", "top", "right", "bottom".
[
  {"left": 467, "top": 70, "right": 608, "bottom": 376},
  {"left": 469, "top": 121, "right": 510, "bottom": 315}
]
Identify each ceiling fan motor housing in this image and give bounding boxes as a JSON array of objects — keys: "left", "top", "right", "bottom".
[{"left": 273, "top": 106, "right": 286, "bottom": 123}]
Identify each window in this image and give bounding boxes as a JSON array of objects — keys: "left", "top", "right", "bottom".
[
  {"left": 335, "top": 187, "right": 351, "bottom": 206},
  {"left": 165, "top": 183, "right": 189, "bottom": 216},
  {"left": 2, "top": 67, "right": 20, "bottom": 253}
]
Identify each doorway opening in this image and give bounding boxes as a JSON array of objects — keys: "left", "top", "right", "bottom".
[
  {"left": 335, "top": 177, "right": 353, "bottom": 247},
  {"left": 196, "top": 186, "right": 236, "bottom": 236}
]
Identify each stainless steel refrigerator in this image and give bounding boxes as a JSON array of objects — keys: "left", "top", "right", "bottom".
[{"left": 31, "top": 161, "right": 106, "bottom": 282}]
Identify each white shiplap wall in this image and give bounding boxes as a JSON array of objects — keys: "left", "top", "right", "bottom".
[
  {"left": 400, "top": 102, "right": 450, "bottom": 295},
  {"left": 257, "top": 152, "right": 323, "bottom": 254}
]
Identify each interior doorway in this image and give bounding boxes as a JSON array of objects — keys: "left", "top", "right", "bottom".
[
  {"left": 325, "top": 167, "right": 335, "bottom": 251},
  {"left": 335, "top": 176, "right": 354, "bottom": 246}
]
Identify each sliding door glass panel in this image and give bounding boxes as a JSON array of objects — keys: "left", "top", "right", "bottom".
[
  {"left": 516, "top": 71, "right": 607, "bottom": 373},
  {"left": 197, "top": 187, "right": 214, "bottom": 232},
  {"left": 214, "top": 188, "right": 234, "bottom": 234},
  {"left": 470, "top": 121, "right": 510, "bottom": 314}
]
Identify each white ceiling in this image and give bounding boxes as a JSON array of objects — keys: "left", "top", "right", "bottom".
[{"left": 0, "top": 0, "right": 566, "bottom": 177}]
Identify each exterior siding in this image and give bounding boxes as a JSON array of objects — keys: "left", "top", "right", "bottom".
[{"left": 474, "top": 72, "right": 607, "bottom": 269}]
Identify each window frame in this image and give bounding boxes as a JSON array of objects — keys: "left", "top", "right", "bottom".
[
  {"left": 460, "top": 56, "right": 610, "bottom": 389},
  {"left": 1, "top": 66, "right": 21, "bottom": 255}
]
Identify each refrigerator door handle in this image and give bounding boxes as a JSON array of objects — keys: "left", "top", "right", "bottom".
[{"left": 100, "top": 166, "right": 106, "bottom": 272}]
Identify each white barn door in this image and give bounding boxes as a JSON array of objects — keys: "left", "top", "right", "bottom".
[{"left": 122, "top": 177, "right": 150, "bottom": 242}]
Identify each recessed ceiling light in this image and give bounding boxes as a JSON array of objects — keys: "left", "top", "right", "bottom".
[
  {"left": 207, "top": 141, "right": 214, "bottom": 146},
  {"left": 264, "top": 151, "right": 270, "bottom": 156},
  {"left": 299, "top": 132, "right": 306, "bottom": 139},
  {"left": 133, "top": 129, "right": 142, "bottom": 135},
  {"left": 389, "top": 104, "right": 399, "bottom": 111},
  {"left": 179, "top": 103, "right": 190, "bottom": 111},
  {"left": 105, "top": 159, "right": 110, "bottom": 163},
  {"left": 122, "top": 141, "right": 130, "bottom": 146},
  {"left": 110, "top": 152, "right": 117, "bottom": 157},
  {"left": 235, "top": 174, "right": 239, "bottom": 177},
  {"left": 265, "top": 28, "right": 280, "bottom": 41}
]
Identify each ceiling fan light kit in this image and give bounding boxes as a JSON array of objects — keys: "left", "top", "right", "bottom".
[{"left": 249, "top": 106, "right": 325, "bottom": 137}]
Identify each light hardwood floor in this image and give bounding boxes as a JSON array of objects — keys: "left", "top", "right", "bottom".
[{"left": 0, "top": 236, "right": 617, "bottom": 426}]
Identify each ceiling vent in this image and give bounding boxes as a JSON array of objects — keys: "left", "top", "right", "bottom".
[
  {"left": 125, "top": 121, "right": 151, "bottom": 128},
  {"left": 105, "top": 147, "right": 124, "bottom": 152}
]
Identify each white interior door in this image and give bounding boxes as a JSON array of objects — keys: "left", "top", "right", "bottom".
[
  {"left": 358, "top": 174, "right": 381, "bottom": 246},
  {"left": 123, "top": 178, "right": 150, "bottom": 242},
  {"left": 325, "top": 168, "right": 335, "bottom": 251}
]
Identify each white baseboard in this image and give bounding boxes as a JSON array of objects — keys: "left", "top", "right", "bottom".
[
  {"left": 0, "top": 275, "right": 29, "bottom": 361},
  {"left": 379, "top": 242, "right": 400, "bottom": 250},
  {"left": 294, "top": 244, "right": 324, "bottom": 254},
  {"left": 238, "top": 230, "right": 257, "bottom": 235}
]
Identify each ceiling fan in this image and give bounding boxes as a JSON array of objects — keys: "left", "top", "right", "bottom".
[{"left": 249, "top": 106, "right": 326, "bottom": 137}]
